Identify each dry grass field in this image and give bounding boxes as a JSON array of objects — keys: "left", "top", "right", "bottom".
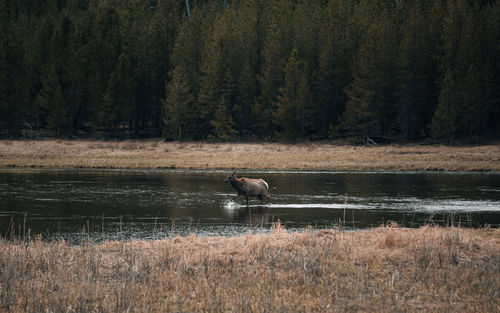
[
  {"left": 0, "top": 224, "right": 499, "bottom": 312},
  {"left": 1, "top": 139, "right": 499, "bottom": 171}
]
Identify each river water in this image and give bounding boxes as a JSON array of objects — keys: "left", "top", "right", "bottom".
[{"left": 1, "top": 170, "right": 499, "bottom": 243}]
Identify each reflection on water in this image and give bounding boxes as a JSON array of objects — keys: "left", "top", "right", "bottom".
[{"left": 1, "top": 170, "right": 499, "bottom": 243}]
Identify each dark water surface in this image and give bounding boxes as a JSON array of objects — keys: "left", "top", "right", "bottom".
[{"left": 1, "top": 170, "right": 499, "bottom": 243}]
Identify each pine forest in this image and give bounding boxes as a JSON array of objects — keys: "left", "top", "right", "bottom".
[{"left": 1, "top": 0, "right": 499, "bottom": 142}]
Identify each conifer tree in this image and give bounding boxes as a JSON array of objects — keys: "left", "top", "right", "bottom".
[
  {"left": 163, "top": 65, "right": 196, "bottom": 140},
  {"left": 340, "top": 12, "right": 398, "bottom": 138},
  {"left": 88, "top": 3, "right": 122, "bottom": 132},
  {"left": 1, "top": 7, "right": 31, "bottom": 136},
  {"left": 48, "top": 12, "right": 74, "bottom": 136},
  {"left": 319, "top": 0, "right": 356, "bottom": 138},
  {"left": 99, "top": 53, "right": 134, "bottom": 137},
  {"left": 230, "top": 2, "right": 261, "bottom": 139},
  {"left": 36, "top": 61, "right": 67, "bottom": 135},
  {"left": 431, "top": 69, "right": 461, "bottom": 140},
  {"left": 234, "top": 60, "right": 256, "bottom": 138},
  {"left": 275, "top": 48, "right": 313, "bottom": 141},
  {"left": 46, "top": 84, "right": 70, "bottom": 137},
  {"left": 397, "top": 0, "right": 433, "bottom": 140},
  {"left": 197, "top": 8, "right": 237, "bottom": 139},
  {"left": 0, "top": 0, "right": 9, "bottom": 133},
  {"left": 254, "top": 19, "right": 285, "bottom": 139},
  {"left": 210, "top": 69, "right": 236, "bottom": 141},
  {"left": 164, "top": 7, "right": 204, "bottom": 139},
  {"left": 197, "top": 30, "right": 223, "bottom": 138},
  {"left": 293, "top": 0, "right": 320, "bottom": 72},
  {"left": 66, "top": 7, "right": 93, "bottom": 134},
  {"left": 431, "top": 0, "right": 481, "bottom": 140}
]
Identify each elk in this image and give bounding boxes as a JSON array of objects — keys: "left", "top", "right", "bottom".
[{"left": 224, "top": 172, "right": 270, "bottom": 206}]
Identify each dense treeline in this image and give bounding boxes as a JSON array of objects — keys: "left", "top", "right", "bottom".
[{"left": 1, "top": 0, "right": 499, "bottom": 142}]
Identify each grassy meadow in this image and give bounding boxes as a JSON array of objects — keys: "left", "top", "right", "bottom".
[
  {"left": 1, "top": 139, "right": 500, "bottom": 171},
  {"left": 0, "top": 224, "right": 499, "bottom": 312}
]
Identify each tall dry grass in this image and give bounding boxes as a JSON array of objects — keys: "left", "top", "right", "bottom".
[
  {"left": 1, "top": 224, "right": 498, "bottom": 312},
  {"left": 1, "top": 139, "right": 499, "bottom": 171}
]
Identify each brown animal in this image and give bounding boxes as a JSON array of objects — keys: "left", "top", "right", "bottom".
[{"left": 224, "top": 172, "right": 270, "bottom": 205}]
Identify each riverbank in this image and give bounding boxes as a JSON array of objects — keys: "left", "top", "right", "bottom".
[
  {"left": 1, "top": 139, "right": 499, "bottom": 171},
  {"left": 1, "top": 225, "right": 498, "bottom": 312}
]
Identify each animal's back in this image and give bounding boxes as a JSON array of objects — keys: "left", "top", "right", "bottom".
[{"left": 241, "top": 178, "right": 269, "bottom": 196}]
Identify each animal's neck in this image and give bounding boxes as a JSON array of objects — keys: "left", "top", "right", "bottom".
[{"left": 231, "top": 177, "right": 243, "bottom": 188}]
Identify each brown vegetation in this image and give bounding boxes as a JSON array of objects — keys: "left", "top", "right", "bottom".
[
  {"left": 1, "top": 140, "right": 499, "bottom": 171},
  {"left": 0, "top": 224, "right": 499, "bottom": 312}
]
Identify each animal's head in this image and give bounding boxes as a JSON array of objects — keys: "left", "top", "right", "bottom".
[{"left": 224, "top": 172, "right": 236, "bottom": 183}]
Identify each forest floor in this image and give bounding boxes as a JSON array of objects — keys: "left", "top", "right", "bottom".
[
  {"left": 1, "top": 139, "right": 499, "bottom": 171},
  {"left": 1, "top": 224, "right": 499, "bottom": 312}
]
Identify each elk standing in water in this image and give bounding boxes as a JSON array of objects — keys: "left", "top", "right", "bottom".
[{"left": 224, "top": 172, "right": 270, "bottom": 206}]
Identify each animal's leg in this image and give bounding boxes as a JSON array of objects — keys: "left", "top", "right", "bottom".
[
  {"left": 258, "top": 195, "right": 263, "bottom": 205},
  {"left": 235, "top": 194, "right": 240, "bottom": 203},
  {"left": 245, "top": 195, "right": 249, "bottom": 206},
  {"left": 262, "top": 190, "right": 271, "bottom": 204}
]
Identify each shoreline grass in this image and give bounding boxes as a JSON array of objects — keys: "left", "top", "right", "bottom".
[
  {"left": 1, "top": 139, "right": 499, "bottom": 172},
  {"left": 0, "top": 224, "right": 498, "bottom": 312}
]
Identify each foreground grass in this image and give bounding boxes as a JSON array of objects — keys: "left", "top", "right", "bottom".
[
  {"left": 1, "top": 139, "right": 500, "bottom": 171},
  {"left": 1, "top": 225, "right": 499, "bottom": 312}
]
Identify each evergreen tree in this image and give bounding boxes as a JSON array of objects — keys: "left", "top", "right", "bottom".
[
  {"left": 88, "top": 2, "right": 122, "bottom": 132},
  {"left": 0, "top": 0, "right": 9, "bottom": 134},
  {"left": 165, "top": 7, "right": 205, "bottom": 139},
  {"left": 476, "top": 2, "right": 500, "bottom": 139},
  {"left": 210, "top": 69, "right": 236, "bottom": 141},
  {"left": 36, "top": 62, "right": 69, "bottom": 135},
  {"left": 197, "top": 7, "right": 238, "bottom": 139},
  {"left": 46, "top": 84, "right": 70, "bottom": 137},
  {"left": 163, "top": 65, "right": 196, "bottom": 140},
  {"left": 1, "top": 6, "right": 30, "bottom": 136},
  {"left": 318, "top": 0, "right": 356, "bottom": 138},
  {"left": 431, "top": 0, "right": 482, "bottom": 141},
  {"left": 230, "top": 1, "right": 261, "bottom": 139},
  {"left": 275, "top": 49, "right": 314, "bottom": 141},
  {"left": 293, "top": 0, "right": 320, "bottom": 73},
  {"left": 234, "top": 60, "right": 257, "bottom": 138},
  {"left": 254, "top": 2, "right": 296, "bottom": 139},
  {"left": 339, "top": 12, "right": 398, "bottom": 138},
  {"left": 66, "top": 6, "right": 93, "bottom": 134},
  {"left": 146, "top": 0, "right": 182, "bottom": 135},
  {"left": 99, "top": 53, "right": 135, "bottom": 137},
  {"left": 49, "top": 11, "right": 74, "bottom": 136},
  {"left": 254, "top": 20, "right": 285, "bottom": 139},
  {"left": 431, "top": 69, "right": 462, "bottom": 140},
  {"left": 197, "top": 18, "right": 224, "bottom": 138},
  {"left": 397, "top": 0, "right": 434, "bottom": 140}
]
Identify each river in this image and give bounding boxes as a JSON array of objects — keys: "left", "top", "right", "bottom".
[{"left": 1, "top": 169, "right": 499, "bottom": 243}]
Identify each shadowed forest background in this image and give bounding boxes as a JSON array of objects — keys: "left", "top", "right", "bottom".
[{"left": 1, "top": 0, "right": 499, "bottom": 142}]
